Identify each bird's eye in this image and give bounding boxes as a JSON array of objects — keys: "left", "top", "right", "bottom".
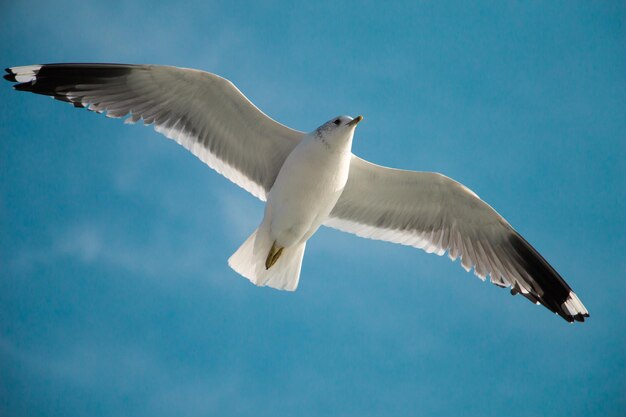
[{"left": 333, "top": 119, "right": 341, "bottom": 125}]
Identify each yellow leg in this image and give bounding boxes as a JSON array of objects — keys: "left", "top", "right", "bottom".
[{"left": 265, "top": 241, "right": 284, "bottom": 270}]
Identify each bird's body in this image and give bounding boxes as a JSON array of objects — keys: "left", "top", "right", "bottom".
[
  {"left": 267, "top": 126, "right": 352, "bottom": 248},
  {"left": 229, "top": 116, "right": 358, "bottom": 290},
  {"left": 4, "top": 63, "right": 589, "bottom": 323}
]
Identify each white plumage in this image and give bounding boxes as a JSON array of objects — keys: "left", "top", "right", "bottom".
[{"left": 4, "top": 63, "right": 589, "bottom": 323}]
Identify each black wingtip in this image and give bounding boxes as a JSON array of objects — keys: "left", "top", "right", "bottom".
[
  {"left": 3, "top": 69, "right": 17, "bottom": 82},
  {"left": 13, "top": 82, "right": 34, "bottom": 92},
  {"left": 508, "top": 232, "right": 588, "bottom": 323},
  {"left": 5, "top": 64, "right": 135, "bottom": 100},
  {"left": 564, "top": 312, "right": 588, "bottom": 323}
]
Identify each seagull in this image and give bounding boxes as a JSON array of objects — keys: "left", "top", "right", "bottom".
[{"left": 4, "top": 63, "right": 589, "bottom": 323}]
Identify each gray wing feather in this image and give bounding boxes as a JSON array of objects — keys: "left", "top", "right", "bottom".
[
  {"left": 5, "top": 63, "right": 304, "bottom": 200},
  {"left": 326, "top": 155, "right": 589, "bottom": 322}
]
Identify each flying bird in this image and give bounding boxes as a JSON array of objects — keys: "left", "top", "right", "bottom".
[{"left": 4, "top": 63, "right": 589, "bottom": 323}]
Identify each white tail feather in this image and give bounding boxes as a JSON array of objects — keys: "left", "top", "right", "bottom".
[{"left": 228, "top": 224, "right": 306, "bottom": 291}]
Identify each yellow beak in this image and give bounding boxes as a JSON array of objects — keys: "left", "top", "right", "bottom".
[{"left": 347, "top": 115, "right": 363, "bottom": 127}]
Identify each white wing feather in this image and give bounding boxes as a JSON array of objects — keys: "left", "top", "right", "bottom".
[
  {"left": 5, "top": 63, "right": 304, "bottom": 200},
  {"left": 326, "top": 155, "right": 589, "bottom": 322}
]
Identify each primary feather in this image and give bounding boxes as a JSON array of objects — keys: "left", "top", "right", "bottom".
[{"left": 5, "top": 63, "right": 303, "bottom": 200}]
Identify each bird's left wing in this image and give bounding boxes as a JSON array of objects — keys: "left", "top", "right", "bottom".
[
  {"left": 5, "top": 63, "right": 304, "bottom": 200},
  {"left": 325, "top": 155, "right": 589, "bottom": 322}
]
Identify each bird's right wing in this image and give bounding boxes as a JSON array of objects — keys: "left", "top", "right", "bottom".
[
  {"left": 326, "top": 155, "right": 589, "bottom": 322},
  {"left": 5, "top": 63, "right": 305, "bottom": 200}
]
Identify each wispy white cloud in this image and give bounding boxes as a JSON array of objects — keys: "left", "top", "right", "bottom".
[
  {"left": 0, "top": 334, "right": 247, "bottom": 416},
  {"left": 218, "top": 189, "right": 263, "bottom": 243},
  {"left": 3, "top": 0, "right": 251, "bottom": 66},
  {"left": 8, "top": 219, "right": 221, "bottom": 288},
  {"left": 147, "top": 374, "right": 247, "bottom": 417}
]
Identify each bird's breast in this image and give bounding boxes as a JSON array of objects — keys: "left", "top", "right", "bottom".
[{"left": 266, "top": 140, "right": 351, "bottom": 247}]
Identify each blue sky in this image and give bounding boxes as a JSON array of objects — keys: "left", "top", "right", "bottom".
[{"left": 1, "top": 1, "right": 624, "bottom": 416}]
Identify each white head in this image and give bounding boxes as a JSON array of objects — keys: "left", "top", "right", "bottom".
[{"left": 313, "top": 115, "right": 363, "bottom": 151}]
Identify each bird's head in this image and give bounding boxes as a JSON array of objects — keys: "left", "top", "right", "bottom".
[{"left": 313, "top": 115, "right": 363, "bottom": 150}]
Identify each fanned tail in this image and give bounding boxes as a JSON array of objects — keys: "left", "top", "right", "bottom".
[{"left": 228, "top": 224, "right": 306, "bottom": 291}]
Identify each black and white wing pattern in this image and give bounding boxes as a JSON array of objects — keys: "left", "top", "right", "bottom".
[
  {"left": 326, "top": 156, "right": 589, "bottom": 322},
  {"left": 4, "top": 63, "right": 304, "bottom": 200}
]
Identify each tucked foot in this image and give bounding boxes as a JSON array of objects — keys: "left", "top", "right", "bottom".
[{"left": 265, "top": 241, "right": 284, "bottom": 270}]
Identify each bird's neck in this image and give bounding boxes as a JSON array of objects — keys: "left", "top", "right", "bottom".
[{"left": 310, "top": 130, "right": 354, "bottom": 156}]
